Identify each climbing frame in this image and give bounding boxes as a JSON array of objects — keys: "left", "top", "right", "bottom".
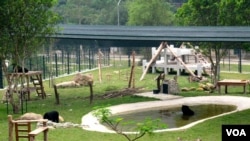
[
  {"left": 141, "top": 42, "right": 211, "bottom": 80},
  {"left": 8, "top": 115, "right": 49, "bottom": 141},
  {"left": 6, "top": 71, "right": 46, "bottom": 100}
]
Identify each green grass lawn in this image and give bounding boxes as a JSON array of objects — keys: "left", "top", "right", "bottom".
[{"left": 1, "top": 65, "right": 250, "bottom": 141}]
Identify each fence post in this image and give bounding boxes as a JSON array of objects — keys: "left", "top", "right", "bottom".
[
  {"left": 67, "top": 52, "right": 70, "bottom": 74},
  {"left": 53, "top": 85, "right": 60, "bottom": 105},
  {"left": 43, "top": 56, "right": 46, "bottom": 79},
  {"left": 128, "top": 53, "right": 131, "bottom": 67},
  {"left": 78, "top": 46, "right": 81, "bottom": 72},
  {"left": 55, "top": 53, "right": 58, "bottom": 77},
  {"left": 88, "top": 48, "right": 91, "bottom": 70},
  {"left": 238, "top": 48, "right": 242, "bottom": 73}
]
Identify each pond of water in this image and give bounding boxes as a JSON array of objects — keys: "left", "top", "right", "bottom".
[{"left": 107, "top": 104, "right": 236, "bottom": 131}]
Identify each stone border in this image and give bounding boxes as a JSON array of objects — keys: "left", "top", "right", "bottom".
[{"left": 81, "top": 95, "right": 250, "bottom": 133}]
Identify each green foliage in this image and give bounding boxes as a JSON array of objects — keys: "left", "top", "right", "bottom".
[
  {"left": 126, "top": 0, "right": 174, "bottom": 26},
  {"left": 136, "top": 118, "right": 167, "bottom": 136},
  {"left": 53, "top": 0, "right": 122, "bottom": 25},
  {"left": 53, "top": 0, "right": 187, "bottom": 26},
  {"left": 175, "top": 0, "right": 250, "bottom": 82},
  {"left": 0, "top": 0, "right": 60, "bottom": 63},
  {"left": 93, "top": 106, "right": 113, "bottom": 123},
  {"left": 0, "top": 0, "right": 60, "bottom": 113},
  {"left": 175, "top": 0, "right": 250, "bottom": 26},
  {"left": 175, "top": 0, "right": 220, "bottom": 26}
]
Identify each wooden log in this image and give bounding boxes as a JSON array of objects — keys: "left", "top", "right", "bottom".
[
  {"left": 88, "top": 82, "right": 93, "bottom": 104},
  {"left": 53, "top": 85, "right": 60, "bottom": 105},
  {"left": 140, "top": 42, "right": 166, "bottom": 81},
  {"left": 98, "top": 49, "right": 103, "bottom": 83},
  {"left": 128, "top": 51, "right": 136, "bottom": 88},
  {"left": 156, "top": 73, "right": 165, "bottom": 90}
]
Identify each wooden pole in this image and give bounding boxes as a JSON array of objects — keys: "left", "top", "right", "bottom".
[
  {"left": 132, "top": 52, "right": 135, "bottom": 88},
  {"left": 88, "top": 81, "right": 93, "bottom": 104},
  {"left": 8, "top": 115, "right": 13, "bottom": 141},
  {"left": 156, "top": 73, "right": 165, "bottom": 90},
  {"left": 140, "top": 42, "right": 166, "bottom": 81},
  {"left": 128, "top": 51, "right": 135, "bottom": 88},
  {"left": 98, "top": 49, "right": 103, "bottom": 83},
  {"left": 53, "top": 85, "right": 60, "bottom": 105}
]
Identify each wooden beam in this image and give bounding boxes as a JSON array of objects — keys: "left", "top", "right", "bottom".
[
  {"left": 128, "top": 51, "right": 136, "bottom": 88},
  {"left": 140, "top": 42, "right": 166, "bottom": 81}
]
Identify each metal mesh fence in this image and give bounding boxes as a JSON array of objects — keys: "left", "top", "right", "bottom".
[{"left": 1, "top": 45, "right": 250, "bottom": 88}]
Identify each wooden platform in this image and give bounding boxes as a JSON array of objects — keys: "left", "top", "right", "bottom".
[
  {"left": 217, "top": 79, "right": 249, "bottom": 94},
  {"left": 8, "top": 115, "right": 49, "bottom": 141},
  {"left": 7, "top": 71, "right": 46, "bottom": 100}
]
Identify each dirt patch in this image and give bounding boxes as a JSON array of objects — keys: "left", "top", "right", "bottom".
[
  {"left": 101, "top": 87, "right": 145, "bottom": 99},
  {"left": 83, "top": 87, "right": 146, "bottom": 100}
]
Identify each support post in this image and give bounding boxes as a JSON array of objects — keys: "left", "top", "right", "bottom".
[
  {"left": 128, "top": 51, "right": 135, "bottom": 88},
  {"left": 53, "top": 85, "right": 60, "bottom": 105},
  {"left": 8, "top": 115, "right": 13, "bottom": 141},
  {"left": 89, "top": 82, "right": 93, "bottom": 104}
]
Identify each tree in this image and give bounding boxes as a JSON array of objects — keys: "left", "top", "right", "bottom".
[
  {"left": 126, "top": 0, "right": 174, "bottom": 26},
  {"left": 53, "top": 0, "right": 123, "bottom": 25},
  {"left": 175, "top": 0, "right": 250, "bottom": 84},
  {"left": 126, "top": 0, "right": 175, "bottom": 62},
  {"left": 234, "top": 0, "right": 250, "bottom": 25},
  {"left": 0, "top": 0, "right": 60, "bottom": 113}
]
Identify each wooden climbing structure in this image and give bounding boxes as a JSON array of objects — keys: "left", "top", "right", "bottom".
[
  {"left": 30, "top": 72, "right": 46, "bottom": 99},
  {"left": 141, "top": 42, "right": 211, "bottom": 81},
  {"left": 8, "top": 115, "right": 49, "bottom": 141},
  {"left": 6, "top": 71, "right": 46, "bottom": 100}
]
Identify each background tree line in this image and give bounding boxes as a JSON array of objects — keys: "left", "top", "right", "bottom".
[
  {"left": 53, "top": 0, "right": 249, "bottom": 26},
  {"left": 53, "top": 0, "right": 186, "bottom": 25}
]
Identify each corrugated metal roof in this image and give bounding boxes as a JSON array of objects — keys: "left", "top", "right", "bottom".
[{"left": 53, "top": 24, "right": 250, "bottom": 42}]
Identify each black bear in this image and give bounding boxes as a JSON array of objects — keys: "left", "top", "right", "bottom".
[
  {"left": 181, "top": 105, "right": 195, "bottom": 116},
  {"left": 43, "top": 111, "right": 60, "bottom": 123},
  {"left": 12, "top": 64, "right": 29, "bottom": 73}
]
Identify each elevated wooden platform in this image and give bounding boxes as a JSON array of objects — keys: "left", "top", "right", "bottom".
[{"left": 7, "top": 71, "right": 46, "bottom": 100}]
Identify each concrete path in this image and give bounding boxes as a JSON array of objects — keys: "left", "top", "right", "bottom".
[{"left": 81, "top": 92, "right": 250, "bottom": 133}]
